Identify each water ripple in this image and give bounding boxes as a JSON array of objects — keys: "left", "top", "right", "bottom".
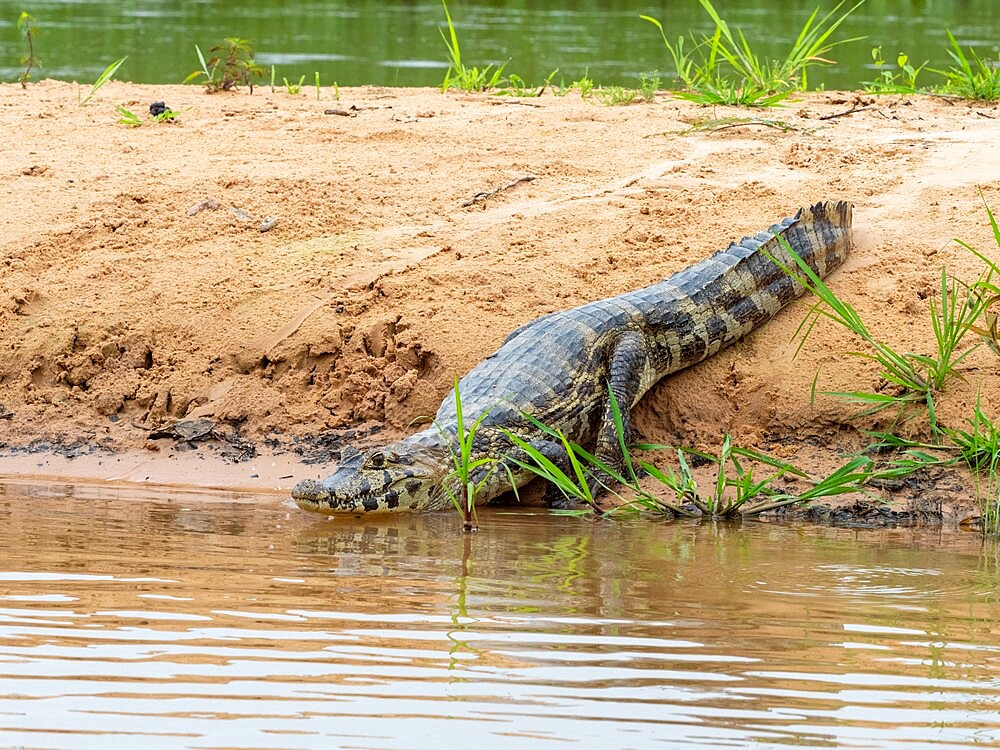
[{"left": 0, "top": 484, "right": 998, "bottom": 748}]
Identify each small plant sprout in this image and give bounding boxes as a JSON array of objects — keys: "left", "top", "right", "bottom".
[
  {"left": 283, "top": 74, "right": 305, "bottom": 94},
  {"left": 184, "top": 38, "right": 264, "bottom": 93},
  {"left": 315, "top": 71, "right": 321, "bottom": 100},
  {"left": 148, "top": 101, "right": 179, "bottom": 121},
  {"left": 439, "top": 0, "right": 506, "bottom": 93},
  {"left": 555, "top": 70, "right": 596, "bottom": 98},
  {"left": 864, "top": 46, "right": 926, "bottom": 93},
  {"left": 439, "top": 379, "right": 498, "bottom": 532},
  {"left": 595, "top": 85, "right": 640, "bottom": 106},
  {"left": 187, "top": 44, "right": 216, "bottom": 88},
  {"left": 270, "top": 64, "right": 276, "bottom": 92},
  {"left": 114, "top": 105, "right": 142, "bottom": 126},
  {"left": 114, "top": 102, "right": 180, "bottom": 126},
  {"left": 17, "top": 11, "right": 40, "bottom": 88},
  {"left": 638, "top": 71, "right": 661, "bottom": 101},
  {"left": 499, "top": 69, "right": 559, "bottom": 97},
  {"left": 79, "top": 56, "right": 127, "bottom": 106}
]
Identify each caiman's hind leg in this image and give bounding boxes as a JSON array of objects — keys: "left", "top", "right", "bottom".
[
  {"left": 510, "top": 331, "right": 650, "bottom": 512},
  {"left": 587, "top": 331, "right": 650, "bottom": 502}
]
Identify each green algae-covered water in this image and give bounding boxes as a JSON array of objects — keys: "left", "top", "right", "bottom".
[
  {"left": 1, "top": 480, "right": 999, "bottom": 748},
  {"left": 1, "top": 0, "right": 998, "bottom": 90}
]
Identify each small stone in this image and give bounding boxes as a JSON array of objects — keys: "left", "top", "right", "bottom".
[
  {"left": 229, "top": 207, "right": 253, "bottom": 222},
  {"left": 187, "top": 198, "right": 219, "bottom": 216},
  {"left": 171, "top": 418, "right": 215, "bottom": 441},
  {"left": 149, "top": 101, "right": 168, "bottom": 117},
  {"left": 260, "top": 216, "right": 279, "bottom": 232}
]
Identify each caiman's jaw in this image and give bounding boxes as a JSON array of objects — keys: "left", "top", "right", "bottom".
[{"left": 292, "top": 443, "right": 453, "bottom": 514}]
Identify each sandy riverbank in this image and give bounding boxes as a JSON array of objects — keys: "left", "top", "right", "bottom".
[{"left": 1, "top": 80, "right": 997, "bottom": 521}]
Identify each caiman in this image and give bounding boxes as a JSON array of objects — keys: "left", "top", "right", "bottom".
[{"left": 293, "top": 201, "right": 853, "bottom": 514}]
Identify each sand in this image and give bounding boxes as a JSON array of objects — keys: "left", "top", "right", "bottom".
[{"left": 1, "top": 80, "right": 998, "bottom": 521}]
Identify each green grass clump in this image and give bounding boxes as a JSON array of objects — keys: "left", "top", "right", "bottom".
[
  {"left": 643, "top": 0, "right": 864, "bottom": 106},
  {"left": 17, "top": 11, "right": 40, "bottom": 88},
  {"left": 934, "top": 31, "right": 1000, "bottom": 101},
  {"left": 501, "top": 384, "right": 874, "bottom": 519},
  {"left": 185, "top": 37, "right": 264, "bottom": 93},
  {"left": 594, "top": 85, "right": 640, "bottom": 106},
  {"left": 774, "top": 198, "right": 1000, "bottom": 532},
  {"left": 863, "top": 34, "right": 1000, "bottom": 100},
  {"left": 501, "top": 384, "right": 637, "bottom": 513},
  {"left": 590, "top": 73, "right": 661, "bottom": 106},
  {"left": 771, "top": 235, "right": 989, "bottom": 437},
  {"left": 439, "top": 378, "right": 498, "bottom": 532},
  {"left": 636, "top": 437, "right": 876, "bottom": 518},
  {"left": 947, "top": 399, "right": 1000, "bottom": 532},
  {"left": 503, "top": 425, "right": 608, "bottom": 512},
  {"left": 439, "top": 0, "right": 506, "bottom": 93}
]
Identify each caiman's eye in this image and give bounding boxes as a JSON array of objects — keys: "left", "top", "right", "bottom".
[{"left": 367, "top": 453, "right": 385, "bottom": 469}]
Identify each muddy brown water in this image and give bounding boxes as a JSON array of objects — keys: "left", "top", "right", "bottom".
[{"left": 1, "top": 480, "right": 999, "bottom": 749}]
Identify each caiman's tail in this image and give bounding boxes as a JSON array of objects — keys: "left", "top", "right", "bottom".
[
  {"left": 654, "top": 200, "right": 853, "bottom": 372},
  {"left": 728, "top": 198, "right": 853, "bottom": 322},
  {"left": 786, "top": 200, "right": 853, "bottom": 280}
]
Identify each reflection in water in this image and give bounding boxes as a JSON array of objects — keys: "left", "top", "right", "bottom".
[{"left": 0, "top": 480, "right": 999, "bottom": 748}]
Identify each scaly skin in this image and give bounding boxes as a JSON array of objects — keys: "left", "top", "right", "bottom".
[{"left": 293, "top": 201, "right": 853, "bottom": 514}]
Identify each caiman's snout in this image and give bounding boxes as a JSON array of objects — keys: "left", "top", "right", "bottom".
[
  {"left": 292, "top": 475, "right": 388, "bottom": 513},
  {"left": 292, "top": 441, "right": 450, "bottom": 514},
  {"left": 291, "top": 478, "right": 330, "bottom": 506}
]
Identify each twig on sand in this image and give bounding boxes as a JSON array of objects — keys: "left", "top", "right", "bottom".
[
  {"left": 818, "top": 103, "right": 873, "bottom": 120},
  {"left": 676, "top": 117, "right": 801, "bottom": 135},
  {"left": 462, "top": 175, "right": 536, "bottom": 207},
  {"left": 488, "top": 99, "right": 544, "bottom": 108}
]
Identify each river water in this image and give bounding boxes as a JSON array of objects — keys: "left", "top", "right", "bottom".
[
  {"left": 1, "top": 480, "right": 999, "bottom": 748},
  {"left": 0, "top": 0, "right": 998, "bottom": 90}
]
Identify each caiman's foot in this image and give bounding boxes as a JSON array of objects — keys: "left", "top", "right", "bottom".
[{"left": 543, "top": 484, "right": 606, "bottom": 514}]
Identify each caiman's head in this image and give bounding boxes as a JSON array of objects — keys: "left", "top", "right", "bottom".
[{"left": 292, "top": 442, "right": 453, "bottom": 514}]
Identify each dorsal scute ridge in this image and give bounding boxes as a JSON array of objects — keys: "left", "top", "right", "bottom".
[{"left": 712, "top": 214, "right": 797, "bottom": 263}]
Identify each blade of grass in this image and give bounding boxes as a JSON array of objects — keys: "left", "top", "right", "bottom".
[{"left": 79, "top": 56, "right": 127, "bottom": 106}]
